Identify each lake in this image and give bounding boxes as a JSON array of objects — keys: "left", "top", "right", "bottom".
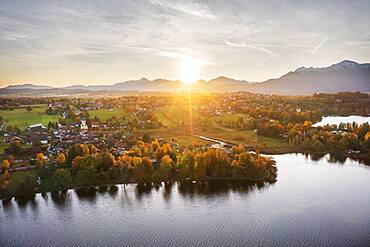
[
  {"left": 1, "top": 153, "right": 370, "bottom": 246},
  {"left": 313, "top": 115, "right": 370, "bottom": 127}
]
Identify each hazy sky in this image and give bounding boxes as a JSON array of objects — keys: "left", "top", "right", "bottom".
[{"left": 0, "top": 0, "right": 370, "bottom": 86}]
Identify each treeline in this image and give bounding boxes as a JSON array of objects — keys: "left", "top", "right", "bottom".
[
  {"left": 288, "top": 122, "right": 370, "bottom": 155},
  {"left": 0, "top": 141, "right": 277, "bottom": 199}
]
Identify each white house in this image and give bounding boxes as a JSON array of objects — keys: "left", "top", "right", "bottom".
[{"left": 80, "top": 120, "right": 88, "bottom": 131}]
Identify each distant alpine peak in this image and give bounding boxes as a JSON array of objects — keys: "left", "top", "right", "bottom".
[
  {"left": 139, "top": 77, "right": 149, "bottom": 81},
  {"left": 331, "top": 60, "right": 359, "bottom": 71},
  {"left": 295, "top": 60, "right": 369, "bottom": 73},
  {"left": 338, "top": 60, "right": 358, "bottom": 65},
  {"left": 208, "top": 76, "right": 249, "bottom": 84}
]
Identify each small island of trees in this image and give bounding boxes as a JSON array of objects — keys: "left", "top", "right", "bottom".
[{"left": 0, "top": 140, "right": 277, "bottom": 200}]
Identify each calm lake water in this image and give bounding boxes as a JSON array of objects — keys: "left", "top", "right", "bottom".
[
  {"left": 313, "top": 115, "right": 370, "bottom": 127},
  {"left": 1, "top": 153, "right": 370, "bottom": 246}
]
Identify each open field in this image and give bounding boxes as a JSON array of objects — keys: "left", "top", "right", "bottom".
[
  {"left": 137, "top": 127, "right": 211, "bottom": 146},
  {"left": 155, "top": 103, "right": 201, "bottom": 126},
  {"left": 211, "top": 113, "right": 249, "bottom": 123},
  {"left": 198, "top": 127, "right": 297, "bottom": 153},
  {"left": 198, "top": 127, "right": 285, "bottom": 146},
  {"left": 87, "top": 108, "right": 127, "bottom": 121},
  {"left": 0, "top": 106, "right": 128, "bottom": 130},
  {"left": 153, "top": 107, "right": 289, "bottom": 149},
  {"left": 0, "top": 105, "right": 59, "bottom": 130}
]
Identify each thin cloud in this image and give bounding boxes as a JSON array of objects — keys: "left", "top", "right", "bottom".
[
  {"left": 224, "top": 39, "right": 246, "bottom": 47},
  {"left": 152, "top": 0, "right": 217, "bottom": 19},
  {"left": 224, "top": 39, "right": 277, "bottom": 55},
  {"left": 311, "top": 37, "right": 327, "bottom": 56},
  {"left": 129, "top": 45, "right": 210, "bottom": 64}
]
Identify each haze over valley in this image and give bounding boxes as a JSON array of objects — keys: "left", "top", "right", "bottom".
[{"left": 2, "top": 60, "right": 370, "bottom": 95}]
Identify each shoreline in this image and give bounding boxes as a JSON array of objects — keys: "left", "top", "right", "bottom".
[{"left": 1, "top": 177, "right": 275, "bottom": 201}]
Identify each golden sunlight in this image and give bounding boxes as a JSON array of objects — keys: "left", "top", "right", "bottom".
[{"left": 179, "top": 57, "right": 200, "bottom": 84}]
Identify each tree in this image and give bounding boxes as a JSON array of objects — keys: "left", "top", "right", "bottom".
[
  {"left": 36, "top": 153, "right": 47, "bottom": 167},
  {"left": 75, "top": 167, "right": 95, "bottom": 186},
  {"left": 7, "top": 155, "right": 15, "bottom": 168},
  {"left": 365, "top": 131, "right": 370, "bottom": 142},
  {"left": 95, "top": 152, "right": 114, "bottom": 172},
  {"left": 15, "top": 174, "right": 36, "bottom": 198},
  {"left": 1, "top": 160, "right": 10, "bottom": 172},
  {"left": 90, "top": 144, "right": 98, "bottom": 154},
  {"left": 195, "top": 153, "right": 206, "bottom": 178},
  {"left": 57, "top": 153, "right": 66, "bottom": 165},
  {"left": 3, "top": 169, "right": 10, "bottom": 180},
  {"left": 52, "top": 169, "right": 72, "bottom": 191},
  {"left": 151, "top": 139, "right": 160, "bottom": 152},
  {"left": 66, "top": 144, "right": 83, "bottom": 165},
  {"left": 80, "top": 144, "right": 90, "bottom": 156}
]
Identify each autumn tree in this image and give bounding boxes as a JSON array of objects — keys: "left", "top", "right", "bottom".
[
  {"left": 57, "top": 153, "right": 66, "bottom": 165},
  {"left": 1, "top": 160, "right": 11, "bottom": 172},
  {"left": 36, "top": 153, "right": 47, "bottom": 167}
]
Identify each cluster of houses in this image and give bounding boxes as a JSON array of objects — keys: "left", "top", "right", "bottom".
[{"left": 1, "top": 117, "right": 129, "bottom": 157}]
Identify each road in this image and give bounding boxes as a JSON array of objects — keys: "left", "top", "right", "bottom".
[
  {"left": 195, "top": 135, "right": 227, "bottom": 145},
  {"left": 0, "top": 120, "right": 6, "bottom": 131}
]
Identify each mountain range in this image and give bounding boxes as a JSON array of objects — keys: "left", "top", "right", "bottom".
[{"left": 1, "top": 60, "right": 369, "bottom": 95}]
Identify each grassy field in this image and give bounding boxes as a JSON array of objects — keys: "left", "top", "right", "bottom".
[
  {"left": 155, "top": 103, "right": 201, "bottom": 126},
  {"left": 198, "top": 127, "right": 287, "bottom": 146},
  {"left": 88, "top": 108, "right": 127, "bottom": 121},
  {"left": 211, "top": 113, "right": 248, "bottom": 123},
  {"left": 0, "top": 105, "right": 59, "bottom": 130},
  {"left": 0, "top": 105, "right": 128, "bottom": 130},
  {"left": 152, "top": 106, "right": 291, "bottom": 149},
  {"left": 137, "top": 127, "right": 211, "bottom": 146}
]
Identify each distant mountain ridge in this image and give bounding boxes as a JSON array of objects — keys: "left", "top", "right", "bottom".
[
  {"left": 5, "top": 84, "right": 55, "bottom": 90},
  {"left": 295, "top": 60, "right": 370, "bottom": 73},
  {"left": 1, "top": 60, "right": 369, "bottom": 95}
]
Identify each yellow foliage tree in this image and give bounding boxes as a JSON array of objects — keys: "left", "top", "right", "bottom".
[
  {"left": 1, "top": 160, "right": 11, "bottom": 172},
  {"left": 80, "top": 144, "right": 90, "bottom": 156},
  {"left": 365, "top": 132, "right": 370, "bottom": 141},
  {"left": 160, "top": 155, "right": 172, "bottom": 168},
  {"left": 90, "top": 144, "right": 98, "bottom": 154},
  {"left": 57, "top": 153, "right": 66, "bottom": 165},
  {"left": 36, "top": 153, "right": 46, "bottom": 166}
]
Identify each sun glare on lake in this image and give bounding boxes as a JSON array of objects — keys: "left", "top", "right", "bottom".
[{"left": 180, "top": 57, "right": 200, "bottom": 84}]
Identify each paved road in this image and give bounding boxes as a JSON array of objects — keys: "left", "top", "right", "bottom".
[
  {"left": 195, "top": 135, "right": 227, "bottom": 146},
  {"left": 0, "top": 120, "right": 6, "bottom": 131}
]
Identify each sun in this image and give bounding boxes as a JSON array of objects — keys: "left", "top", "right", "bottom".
[{"left": 179, "top": 57, "right": 200, "bottom": 84}]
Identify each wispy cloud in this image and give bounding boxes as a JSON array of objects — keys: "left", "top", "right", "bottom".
[
  {"left": 130, "top": 46, "right": 209, "bottom": 64},
  {"left": 311, "top": 37, "right": 327, "bottom": 56},
  {"left": 151, "top": 0, "right": 217, "bottom": 19},
  {"left": 224, "top": 39, "right": 246, "bottom": 48},
  {"left": 0, "top": 0, "right": 369, "bottom": 85},
  {"left": 224, "top": 39, "right": 277, "bottom": 56}
]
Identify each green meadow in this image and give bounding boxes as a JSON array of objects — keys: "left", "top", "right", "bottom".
[
  {"left": 0, "top": 105, "right": 59, "bottom": 130},
  {"left": 87, "top": 108, "right": 127, "bottom": 121}
]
